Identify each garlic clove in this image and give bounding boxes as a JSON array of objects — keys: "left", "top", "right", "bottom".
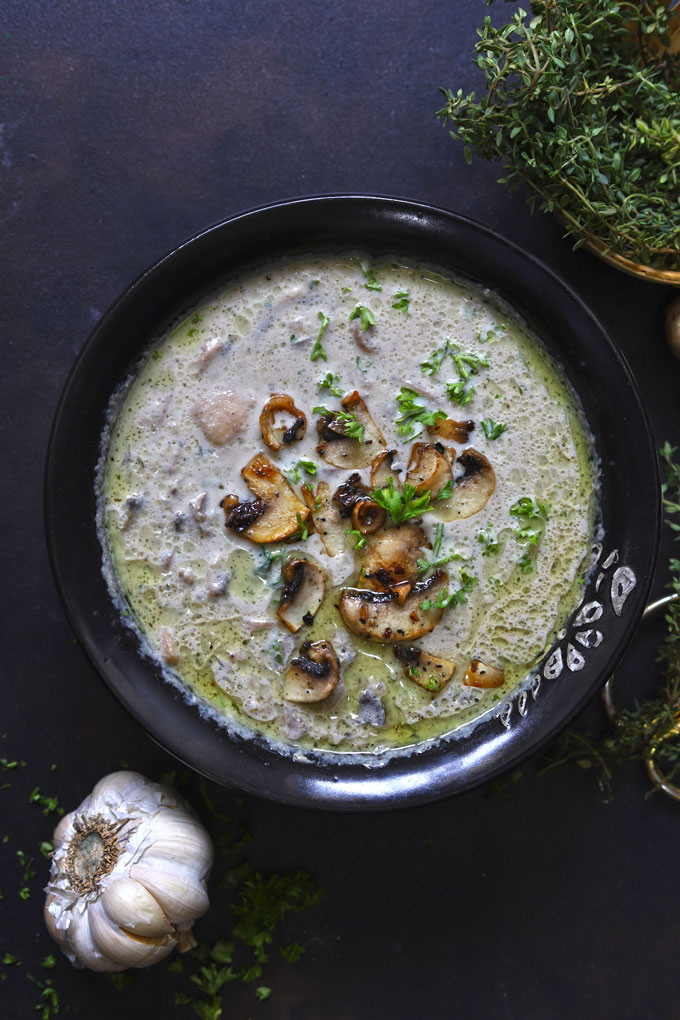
[
  {"left": 143, "top": 813, "right": 214, "bottom": 876},
  {"left": 101, "top": 877, "right": 174, "bottom": 937},
  {"left": 67, "top": 903, "right": 124, "bottom": 972},
  {"left": 130, "top": 857, "right": 210, "bottom": 924},
  {"left": 88, "top": 897, "right": 175, "bottom": 968}
]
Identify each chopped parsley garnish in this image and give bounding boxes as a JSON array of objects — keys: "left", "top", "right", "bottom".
[
  {"left": 310, "top": 311, "right": 329, "bottom": 362},
  {"left": 395, "top": 387, "right": 447, "bottom": 439},
  {"left": 421, "top": 567, "right": 478, "bottom": 610},
  {"left": 477, "top": 523, "right": 499, "bottom": 556},
  {"left": 417, "top": 549, "right": 469, "bottom": 573},
  {"left": 432, "top": 521, "right": 444, "bottom": 559},
  {"left": 509, "top": 496, "right": 549, "bottom": 573},
  {"left": 359, "top": 261, "right": 382, "bottom": 291},
  {"left": 313, "top": 406, "right": 364, "bottom": 443},
  {"left": 349, "top": 304, "right": 376, "bottom": 331},
  {"left": 318, "top": 371, "right": 343, "bottom": 397},
  {"left": 437, "top": 479, "right": 453, "bottom": 500},
  {"left": 372, "top": 478, "right": 432, "bottom": 526},
  {"left": 481, "top": 418, "right": 508, "bottom": 440},
  {"left": 445, "top": 345, "right": 489, "bottom": 406},
  {"left": 28, "top": 788, "right": 63, "bottom": 817},
  {"left": 255, "top": 545, "right": 288, "bottom": 582},
  {"left": 151, "top": 349, "right": 162, "bottom": 360},
  {"left": 285, "top": 459, "right": 318, "bottom": 483},
  {"left": 392, "top": 289, "right": 410, "bottom": 311},
  {"left": 295, "top": 513, "right": 309, "bottom": 541},
  {"left": 346, "top": 528, "right": 367, "bottom": 550},
  {"left": 420, "top": 338, "right": 454, "bottom": 376}
]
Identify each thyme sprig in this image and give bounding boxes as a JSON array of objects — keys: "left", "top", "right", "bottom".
[{"left": 438, "top": 0, "right": 680, "bottom": 271}]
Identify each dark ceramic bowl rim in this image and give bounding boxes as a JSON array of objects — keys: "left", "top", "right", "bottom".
[{"left": 44, "top": 194, "right": 660, "bottom": 810}]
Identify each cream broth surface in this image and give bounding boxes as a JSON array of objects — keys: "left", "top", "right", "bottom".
[{"left": 97, "top": 255, "right": 598, "bottom": 762}]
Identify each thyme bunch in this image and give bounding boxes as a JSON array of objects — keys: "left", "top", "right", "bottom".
[{"left": 438, "top": 0, "right": 680, "bottom": 271}]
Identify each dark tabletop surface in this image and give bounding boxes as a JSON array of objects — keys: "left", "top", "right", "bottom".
[{"left": 2, "top": 2, "right": 680, "bottom": 1018}]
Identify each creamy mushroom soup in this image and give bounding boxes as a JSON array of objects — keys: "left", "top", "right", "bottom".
[{"left": 97, "top": 255, "right": 598, "bottom": 762}]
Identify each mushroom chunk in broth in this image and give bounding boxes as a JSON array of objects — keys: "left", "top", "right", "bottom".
[{"left": 97, "top": 254, "right": 598, "bottom": 763}]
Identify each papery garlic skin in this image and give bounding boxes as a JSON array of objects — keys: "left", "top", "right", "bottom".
[{"left": 44, "top": 771, "right": 213, "bottom": 972}]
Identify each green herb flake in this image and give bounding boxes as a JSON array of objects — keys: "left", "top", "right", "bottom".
[
  {"left": 256, "top": 986, "right": 272, "bottom": 1001},
  {"left": 437, "top": 479, "right": 453, "bottom": 501},
  {"left": 318, "top": 371, "right": 343, "bottom": 397},
  {"left": 359, "top": 261, "right": 382, "bottom": 291},
  {"left": 421, "top": 567, "right": 478, "bottom": 610},
  {"left": 310, "top": 311, "right": 330, "bottom": 362},
  {"left": 349, "top": 304, "right": 376, "bottom": 332},
  {"left": 346, "top": 528, "right": 367, "bottom": 551},
  {"left": 420, "top": 338, "right": 453, "bottom": 376},
  {"left": 392, "top": 290, "right": 410, "bottom": 312},
  {"left": 313, "top": 406, "right": 364, "bottom": 444},
  {"left": 295, "top": 513, "right": 309, "bottom": 541},
  {"left": 395, "top": 387, "right": 447, "bottom": 439},
  {"left": 477, "top": 523, "right": 499, "bottom": 556},
  {"left": 372, "top": 478, "right": 432, "bottom": 526},
  {"left": 481, "top": 418, "right": 508, "bottom": 440}
]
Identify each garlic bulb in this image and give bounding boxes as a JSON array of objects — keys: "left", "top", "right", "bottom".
[{"left": 44, "top": 771, "right": 213, "bottom": 972}]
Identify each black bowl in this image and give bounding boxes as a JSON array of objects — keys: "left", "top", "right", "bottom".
[{"left": 45, "top": 196, "right": 660, "bottom": 810}]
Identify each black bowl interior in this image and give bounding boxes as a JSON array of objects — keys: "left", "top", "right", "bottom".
[{"left": 44, "top": 196, "right": 660, "bottom": 810}]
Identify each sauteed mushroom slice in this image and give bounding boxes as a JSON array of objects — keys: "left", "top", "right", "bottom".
[
  {"left": 224, "top": 453, "right": 311, "bottom": 543},
  {"left": 360, "top": 522, "right": 427, "bottom": 593},
  {"left": 338, "top": 570, "right": 448, "bottom": 642},
  {"left": 259, "top": 393, "right": 307, "bottom": 452},
  {"left": 301, "top": 481, "right": 347, "bottom": 556},
  {"left": 463, "top": 659, "right": 505, "bottom": 689},
  {"left": 276, "top": 557, "right": 327, "bottom": 633},
  {"left": 393, "top": 645, "right": 456, "bottom": 693},
  {"left": 332, "top": 472, "right": 386, "bottom": 535},
  {"left": 404, "top": 442, "right": 453, "bottom": 498},
  {"left": 283, "top": 639, "right": 340, "bottom": 703},
  {"left": 427, "top": 417, "right": 475, "bottom": 443},
  {"left": 316, "top": 391, "right": 386, "bottom": 469},
  {"left": 370, "top": 449, "right": 402, "bottom": 490},
  {"left": 435, "top": 448, "right": 495, "bottom": 521}
]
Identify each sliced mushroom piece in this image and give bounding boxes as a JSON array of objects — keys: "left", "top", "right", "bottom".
[
  {"left": 360, "top": 522, "right": 428, "bottom": 593},
  {"left": 224, "top": 453, "right": 311, "bottom": 544},
  {"left": 393, "top": 645, "right": 456, "bottom": 693},
  {"left": 316, "top": 391, "right": 386, "bottom": 469},
  {"left": 404, "top": 442, "right": 453, "bottom": 498},
  {"left": 427, "top": 417, "right": 475, "bottom": 443},
  {"left": 276, "top": 557, "right": 327, "bottom": 633},
  {"left": 301, "top": 480, "right": 347, "bottom": 557},
  {"left": 370, "top": 449, "right": 402, "bottom": 490},
  {"left": 332, "top": 472, "right": 371, "bottom": 517},
  {"left": 338, "top": 570, "right": 448, "bottom": 643},
  {"left": 283, "top": 639, "right": 340, "bottom": 703},
  {"left": 463, "top": 659, "right": 505, "bottom": 689},
  {"left": 351, "top": 498, "right": 386, "bottom": 535},
  {"left": 259, "top": 393, "right": 307, "bottom": 452},
  {"left": 435, "top": 448, "right": 496, "bottom": 521}
]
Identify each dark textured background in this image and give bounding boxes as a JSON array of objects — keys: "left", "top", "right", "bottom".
[{"left": 2, "top": 2, "right": 680, "bottom": 1017}]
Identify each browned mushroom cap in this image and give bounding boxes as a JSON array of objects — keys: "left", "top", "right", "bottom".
[
  {"left": 370, "top": 449, "right": 402, "bottom": 490},
  {"left": 393, "top": 645, "right": 456, "bottom": 693},
  {"left": 276, "top": 557, "right": 327, "bottom": 633},
  {"left": 404, "top": 442, "right": 453, "bottom": 498},
  {"left": 360, "top": 522, "right": 427, "bottom": 593},
  {"left": 331, "top": 473, "right": 387, "bottom": 535},
  {"left": 300, "top": 480, "right": 347, "bottom": 556},
  {"left": 435, "top": 448, "right": 495, "bottom": 521},
  {"left": 282, "top": 639, "right": 340, "bottom": 703},
  {"left": 426, "top": 418, "right": 475, "bottom": 443},
  {"left": 463, "top": 659, "right": 505, "bottom": 689},
  {"left": 351, "top": 498, "right": 386, "bottom": 535},
  {"left": 229, "top": 453, "right": 311, "bottom": 543},
  {"left": 259, "top": 393, "right": 307, "bottom": 452},
  {"left": 316, "top": 391, "right": 386, "bottom": 469},
  {"left": 338, "top": 570, "right": 448, "bottom": 642}
]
